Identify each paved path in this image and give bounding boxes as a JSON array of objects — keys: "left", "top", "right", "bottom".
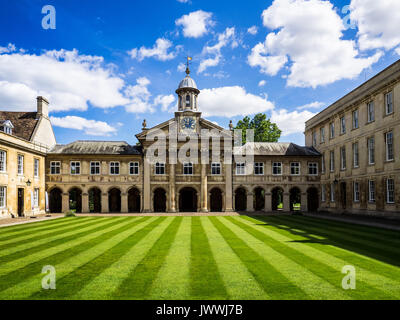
[{"left": 0, "top": 214, "right": 63, "bottom": 228}]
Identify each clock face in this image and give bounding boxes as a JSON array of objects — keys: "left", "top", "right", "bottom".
[{"left": 181, "top": 117, "right": 196, "bottom": 131}]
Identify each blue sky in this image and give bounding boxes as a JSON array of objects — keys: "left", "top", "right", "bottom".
[{"left": 1, "top": 0, "right": 399, "bottom": 145}]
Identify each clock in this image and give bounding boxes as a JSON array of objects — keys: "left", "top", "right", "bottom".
[{"left": 181, "top": 117, "right": 196, "bottom": 131}]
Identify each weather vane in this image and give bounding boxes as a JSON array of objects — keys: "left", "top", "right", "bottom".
[{"left": 186, "top": 56, "right": 192, "bottom": 75}]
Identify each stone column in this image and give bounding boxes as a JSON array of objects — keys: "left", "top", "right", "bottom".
[
  {"left": 225, "top": 164, "right": 233, "bottom": 212},
  {"left": 62, "top": 193, "right": 69, "bottom": 213},
  {"left": 143, "top": 156, "right": 151, "bottom": 213},
  {"left": 283, "top": 192, "right": 290, "bottom": 212},
  {"left": 264, "top": 192, "right": 272, "bottom": 212},
  {"left": 101, "top": 193, "right": 109, "bottom": 213},
  {"left": 301, "top": 192, "right": 308, "bottom": 212},
  {"left": 246, "top": 192, "right": 254, "bottom": 212},
  {"left": 121, "top": 192, "right": 128, "bottom": 213},
  {"left": 169, "top": 164, "right": 176, "bottom": 213},
  {"left": 201, "top": 164, "right": 208, "bottom": 212},
  {"left": 82, "top": 193, "right": 89, "bottom": 213}
]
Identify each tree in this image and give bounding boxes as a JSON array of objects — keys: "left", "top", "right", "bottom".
[{"left": 234, "top": 113, "right": 281, "bottom": 144}]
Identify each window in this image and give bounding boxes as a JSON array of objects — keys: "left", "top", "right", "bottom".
[
  {"left": 385, "top": 131, "right": 394, "bottom": 161},
  {"left": 183, "top": 163, "right": 193, "bottom": 175},
  {"left": 308, "top": 163, "right": 318, "bottom": 175},
  {"left": 272, "top": 162, "right": 282, "bottom": 175},
  {"left": 70, "top": 161, "right": 80, "bottom": 175},
  {"left": 321, "top": 185, "right": 326, "bottom": 202},
  {"left": 352, "top": 110, "right": 359, "bottom": 129},
  {"left": 340, "top": 116, "right": 346, "bottom": 134},
  {"left": 17, "top": 155, "right": 24, "bottom": 175},
  {"left": 354, "top": 182, "right": 360, "bottom": 202},
  {"left": 386, "top": 179, "right": 395, "bottom": 204},
  {"left": 130, "top": 162, "right": 139, "bottom": 175},
  {"left": 330, "top": 122, "right": 335, "bottom": 139},
  {"left": 340, "top": 146, "right": 346, "bottom": 170},
  {"left": 353, "top": 142, "right": 359, "bottom": 168},
  {"left": 155, "top": 162, "right": 165, "bottom": 175},
  {"left": 236, "top": 163, "right": 245, "bottom": 175},
  {"left": 321, "top": 153, "right": 325, "bottom": 173},
  {"left": 186, "top": 94, "right": 190, "bottom": 107},
  {"left": 110, "top": 162, "right": 120, "bottom": 175},
  {"left": 50, "top": 161, "right": 61, "bottom": 175},
  {"left": 0, "top": 186, "right": 6, "bottom": 208},
  {"left": 312, "top": 131, "right": 317, "bottom": 147},
  {"left": 330, "top": 151, "right": 335, "bottom": 172},
  {"left": 330, "top": 183, "right": 335, "bottom": 202},
  {"left": 368, "top": 180, "right": 375, "bottom": 203},
  {"left": 90, "top": 162, "right": 100, "bottom": 175},
  {"left": 33, "top": 188, "right": 39, "bottom": 207},
  {"left": 385, "top": 92, "right": 393, "bottom": 115},
  {"left": 34, "top": 159, "right": 39, "bottom": 178},
  {"left": 320, "top": 127, "right": 325, "bottom": 143},
  {"left": 0, "top": 150, "right": 5, "bottom": 172},
  {"left": 254, "top": 162, "right": 264, "bottom": 175},
  {"left": 368, "top": 137, "right": 375, "bottom": 165},
  {"left": 290, "top": 162, "right": 300, "bottom": 175},
  {"left": 367, "top": 101, "right": 375, "bottom": 123},
  {"left": 211, "top": 163, "right": 221, "bottom": 175}
]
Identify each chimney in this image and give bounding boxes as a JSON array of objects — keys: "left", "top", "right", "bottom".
[{"left": 37, "top": 96, "right": 49, "bottom": 118}]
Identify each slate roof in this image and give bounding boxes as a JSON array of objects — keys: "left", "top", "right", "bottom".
[
  {"left": 0, "top": 111, "right": 39, "bottom": 141},
  {"left": 234, "top": 142, "right": 321, "bottom": 156},
  {"left": 49, "top": 141, "right": 142, "bottom": 155}
]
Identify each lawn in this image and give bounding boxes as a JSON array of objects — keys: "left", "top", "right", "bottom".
[{"left": 0, "top": 215, "right": 399, "bottom": 300}]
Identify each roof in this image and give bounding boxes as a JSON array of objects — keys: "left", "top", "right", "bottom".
[
  {"left": 0, "top": 111, "right": 38, "bottom": 141},
  {"left": 234, "top": 142, "right": 321, "bottom": 156},
  {"left": 178, "top": 75, "right": 198, "bottom": 90},
  {"left": 49, "top": 141, "right": 142, "bottom": 155}
]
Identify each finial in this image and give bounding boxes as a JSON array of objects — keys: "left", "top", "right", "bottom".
[
  {"left": 142, "top": 119, "right": 147, "bottom": 130},
  {"left": 229, "top": 120, "right": 234, "bottom": 131},
  {"left": 186, "top": 56, "right": 192, "bottom": 75}
]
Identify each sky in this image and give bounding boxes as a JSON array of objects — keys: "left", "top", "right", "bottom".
[{"left": 1, "top": 0, "right": 400, "bottom": 145}]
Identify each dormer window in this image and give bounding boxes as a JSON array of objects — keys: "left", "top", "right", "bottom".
[{"left": 0, "top": 120, "right": 13, "bottom": 135}]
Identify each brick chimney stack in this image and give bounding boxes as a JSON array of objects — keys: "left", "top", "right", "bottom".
[{"left": 37, "top": 96, "right": 49, "bottom": 118}]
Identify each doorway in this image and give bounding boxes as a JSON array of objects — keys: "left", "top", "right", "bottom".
[
  {"left": 340, "top": 182, "right": 347, "bottom": 209},
  {"left": 154, "top": 188, "right": 167, "bottom": 213},
  {"left": 210, "top": 188, "right": 223, "bottom": 212},
  {"left": 179, "top": 187, "right": 197, "bottom": 212},
  {"left": 17, "top": 188, "right": 24, "bottom": 217}
]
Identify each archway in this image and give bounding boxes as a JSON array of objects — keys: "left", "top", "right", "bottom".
[
  {"left": 289, "top": 187, "right": 301, "bottom": 211},
  {"left": 179, "top": 187, "right": 198, "bottom": 212},
  {"left": 210, "top": 188, "right": 223, "bottom": 212},
  {"left": 89, "top": 188, "right": 102, "bottom": 213},
  {"left": 307, "top": 187, "right": 319, "bottom": 212},
  {"left": 128, "top": 188, "right": 141, "bottom": 213},
  {"left": 254, "top": 187, "right": 265, "bottom": 211},
  {"left": 108, "top": 188, "right": 121, "bottom": 213},
  {"left": 271, "top": 187, "right": 283, "bottom": 211},
  {"left": 49, "top": 188, "right": 62, "bottom": 213},
  {"left": 235, "top": 187, "right": 247, "bottom": 211},
  {"left": 69, "top": 188, "right": 82, "bottom": 213},
  {"left": 154, "top": 188, "right": 167, "bottom": 213}
]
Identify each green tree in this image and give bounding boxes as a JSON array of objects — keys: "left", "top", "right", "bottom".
[{"left": 234, "top": 113, "right": 281, "bottom": 144}]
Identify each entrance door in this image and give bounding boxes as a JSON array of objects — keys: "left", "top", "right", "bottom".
[
  {"left": 17, "top": 188, "right": 24, "bottom": 217},
  {"left": 340, "top": 182, "right": 347, "bottom": 209},
  {"left": 179, "top": 188, "right": 197, "bottom": 212}
]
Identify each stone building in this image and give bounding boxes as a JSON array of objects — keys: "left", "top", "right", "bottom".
[
  {"left": 0, "top": 97, "right": 56, "bottom": 218},
  {"left": 305, "top": 60, "right": 400, "bottom": 217}
]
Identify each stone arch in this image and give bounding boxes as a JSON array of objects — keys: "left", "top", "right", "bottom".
[
  {"left": 307, "top": 187, "right": 319, "bottom": 212},
  {"left": 153, "top": 188, "right": 167, "bottom": 213},
  {"left": 108, "top": 187, "right": 121, "bottom": 213},
  {"left": 253, "top": 187, "right": 265, "bottom": 211},
  {"left": 88, "top": 187, "right": 102, "bottom": 213},
  {"left": 128, "top": 187, "right": 141, "bottom": 213},
  {"left": 179, "top": 187, "right": 198, "bottom": 212},
  {"left": 235, "top": 187, "right": 247, "bottom": 211},
  {"left": 49, "top": 187, "right": 62, "bottom": 213},
  {"left": 289, "top": 187, "right": 301, "bottom": 211},
  {"left": 69, "top": 187, "right": 82, "bottom": 213},
  {"left": 271, "top": 187, "right": 284, "bottom": 211},
  {"left": 210, "top": 187, "right": 223, "bottom": 212}
]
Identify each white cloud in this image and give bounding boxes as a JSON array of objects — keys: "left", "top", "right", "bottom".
[
  {"left": 124, "top": 77, "right": 153, "bottom": 113},
  {"left": 154, "top": 94, "right": 176, "bottom": 112},
  {"left": 0, "top": 43, "right": 16, "bottom": 54},
  {"left": 248, "top": 0, "right": 382, "bottom": 88},
  {"left": 199, "top": 86, "right": 275, "bottom": 117},
  {"left": 50, "top": 116, "right": 117, "bottom": 136},
  {"left": 177, "top": 62, "right": 186, "bottom": 72},
  {"left": 127, "top": 38, "right": 178, "bottom": 61},
  {"left": 0, "top": 81, "right": 37, "bottom": 111},
  {"left": 198, "top": 27, "right": 236, "bottom": 73},
  {"left": 177, "top": 0, "right": 189, "bottom": 2},
  {"left": 296, "top": 101, "right": 325, "bottom": 111},
  {"left": 396, "top": 47, "right": 400, "bottom": 56},
  {"left": 175, "top": 10, "right": 214, "bottom": 38},
  {"left": 350, "top": 0, "right": 400, "bottom": 51},
  {"left": 247, "top": 26, "right": 258, "bottom": 35},
  {"left": 270, "top": 109, "right": 316, "bottom": 136},
  {"left": 258, "top": 80, "right": 267, "bottom": 87}
]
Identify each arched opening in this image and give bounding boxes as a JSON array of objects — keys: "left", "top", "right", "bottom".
[
  {"left": 179, "top": 187, "right": 198, "bottom": 212},
  {"left": 185, "top": 94, "right": 190, "bottom": 108},
  {"left": 254, "top": 187, "right": 265, "bottom": 211},
  {"left": 235, "top": 187, "right": 247, "bottom": 211},
  {"left": 210, "top": 188, "right": 223, "bottom": 212},
  {"left": 69, "top": 188, "right": 82, "bottom": 213},
  {"left": 108, "top": 188, "right": 121, "bottom": 213},
  {"left": 49, "top": 188, "right": 62, "bottom": 213},
  {"left": 289, "top": 187, "right": 301, "bottom": 211},
  {"left": 307, "top": 187, "right": 319, "bottom": 212},
  {"left": 128, "top": 188, "right": 141, "bottom": 213},
  {"left": 271, "top": 187, "right": 284, "bottom": 211},
  {"left": 154, "top": 188, "right": 167, "bottom": 213},
  {"left": 89, "top": 187, "right": 102, "bottom": 213}
]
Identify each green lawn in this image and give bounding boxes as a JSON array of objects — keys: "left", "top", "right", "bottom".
[{"left": 0, "top": 215, "right": 399, "bottom": 300}]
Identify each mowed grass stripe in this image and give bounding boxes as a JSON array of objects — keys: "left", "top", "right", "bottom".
[
  {"left": 147, "top": 217, "right": 192, "bottom": 300},
  {"left": 0, "top": 218, "right": 119, "bottom": 263},
  {"left": 219, "top": 217, "right": 351, "bottom": 300},
  {"left": 210, "top": 217, "right": 308, "bottom": 300},
  {"left": 190, "top": 217, "right": 228, "bottom": 300},
  {"left": 30, "top": 217, "right": 164, "bottom": 300},
  {"left": 112, "top": 217, "right": 182, "bottom": 300},
  {"left": 0, "top": 217, "right": 150, "bottom": 299},
  {"left": 231, "top": 217, "right": 396, "bottom": 300},
  {"left": 73, "top": 217, "right": 174, "bottom": 300},
  {"left": 202, "top": 217, "right": 269, "bottom": 300}
]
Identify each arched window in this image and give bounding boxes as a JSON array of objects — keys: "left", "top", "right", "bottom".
[{"left": 186, "top": 94, "right": 190, "bottom": 107}]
